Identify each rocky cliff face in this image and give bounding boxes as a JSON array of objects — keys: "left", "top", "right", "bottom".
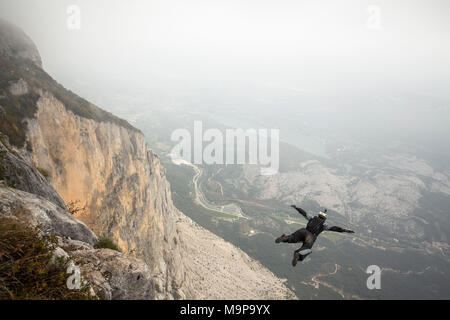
[
  {"left": 1, "top": 138, "right": 157, "bottom": 299},
  {"left": 0, "top": 20, "right": 296, "bottom": 300},
  {"left": 24, "top": 90, "right": 190, "bottom": 298},
  {"left": 0, "top": 140, "right": 97, "bottom": 245}
]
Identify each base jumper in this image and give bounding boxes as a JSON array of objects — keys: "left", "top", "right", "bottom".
[{"left": 276, "top": 205, "right": 354, "bottom": 266}]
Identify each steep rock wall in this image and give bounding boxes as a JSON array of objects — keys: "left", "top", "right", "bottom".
[{"left": 24, "top": 90, "right": 189, "bottom": 299}]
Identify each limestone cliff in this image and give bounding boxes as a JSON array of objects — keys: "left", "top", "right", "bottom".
[
  {"left": 0, "top": 20, "right": 296, "bottom": 300},
  {"left": 24, "top": 90, "right": 190, "bottom": 298},
  {"left": 0, "top": 138, "right": 160, "bottom": 300}
]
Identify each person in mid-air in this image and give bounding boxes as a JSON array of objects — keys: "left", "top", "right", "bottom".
[{"left": 276, "top": 205, "right": 354, "bottom": 266}]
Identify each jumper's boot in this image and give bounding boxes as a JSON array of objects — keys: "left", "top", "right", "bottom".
[
  {"left": 299, "top": 249, "right": 312, "bottom": 256},
  {"left": 275, "top": 234, "right": 290, "bottom": 243}
]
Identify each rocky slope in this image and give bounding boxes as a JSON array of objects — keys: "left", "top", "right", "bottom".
[
  {"left": 0, "top": 19, "right": 296, "bottom": 300},
  {"left": 177, "top": 215, "right": 296, "bottom": 299},
  {"left": 1, "top": 138, "right": 156, "bottom": 299}
]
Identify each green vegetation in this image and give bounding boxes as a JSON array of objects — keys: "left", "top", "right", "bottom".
[
  {"left": 94, "top": 237, "right": 121, "bottom": 252},
  {"left": 0, "top": 217, "right": 93, "bottom": 300},
  {"left": 0, "top": 56, "right": 139, "bottom": 149}
]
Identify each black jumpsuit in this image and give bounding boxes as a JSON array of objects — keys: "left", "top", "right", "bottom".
[{"left": 282, "top": 207, "right": 350, "bottom": 261}]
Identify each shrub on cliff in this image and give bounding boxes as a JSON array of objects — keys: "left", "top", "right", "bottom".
[
  {"left": 0, "top": 217, "right": 93, "bottom": 300},
  {"left": 94, "top": 237, "right": 121, "bottom": 252},
  {"left": 66, "top": 200, "right": 86, "bottom": 216}
]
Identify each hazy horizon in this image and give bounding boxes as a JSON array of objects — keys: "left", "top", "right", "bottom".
[{"left": 1, "top": 0, "right": 449, "bottom": 155}]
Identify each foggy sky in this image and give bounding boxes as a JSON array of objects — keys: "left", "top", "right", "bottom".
[
  {"left": 1, "top": 0, "right": 449, "bottom": 148},
  {"left": 1, "top": 0, "right": 449, "bottom": 93}
]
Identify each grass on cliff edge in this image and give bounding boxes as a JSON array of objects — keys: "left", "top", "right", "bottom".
[{"left": 0, "top": 217, "right": 94, "bottom": 300}]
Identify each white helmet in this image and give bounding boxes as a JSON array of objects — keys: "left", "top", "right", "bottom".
[{"left": 318, "top": 209, "right": 328, "bottom": 219}]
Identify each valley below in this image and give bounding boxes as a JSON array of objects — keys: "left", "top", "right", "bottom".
[{"left": 116, "top": 104, "right": 450, "bottom": 299}]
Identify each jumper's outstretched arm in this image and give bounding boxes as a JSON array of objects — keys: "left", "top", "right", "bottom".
[{"left": 291, "top": 205, "right": 311, "bottom": 221}]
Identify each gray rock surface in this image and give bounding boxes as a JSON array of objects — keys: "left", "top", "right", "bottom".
[
  {"left": 0, "top": 139, "right": 66, "bottom": 209},
  {"left": 9, "top": 78, "right": 29, "bottom": 96},
  {"left": 59, "top": 239, "right": 156, "bottom": 300},
  {"left": 0, "top": 186, "right": 98, "bottom": 245}
]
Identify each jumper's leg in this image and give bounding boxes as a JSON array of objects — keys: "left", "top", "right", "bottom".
[
  {"left": 276, "top": 229, "right": 306, "bottom": 244},
  {"left": 292, "top": 242, "right": 313, "bottom": 266},
  {"left": 275, "top": 234, "right": 290, "bottom": 243}
]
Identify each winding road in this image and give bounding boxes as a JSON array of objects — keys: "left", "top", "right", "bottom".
[{"left": 172, "top": 158, "right": 246, "bottom": 219}]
